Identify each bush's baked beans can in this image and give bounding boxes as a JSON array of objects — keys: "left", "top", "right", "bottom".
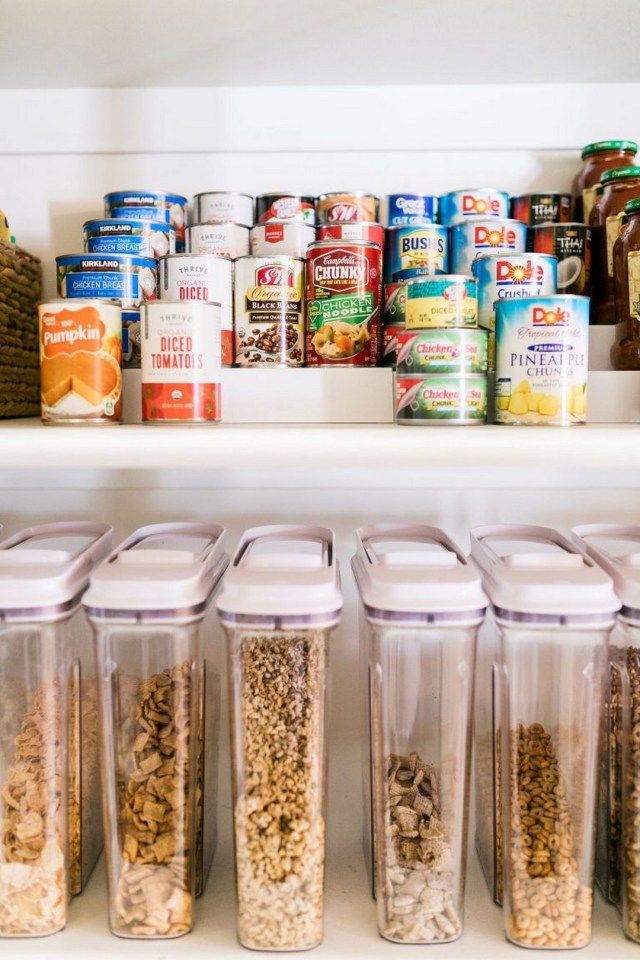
[
  {"left": 233, "top": 255, "right": 305, "bottom": 367},
  {"left": 305, "top": 240, "right": 382, "bottom": 366},
  {"left": 83, "top": 218, "right": 175, "bottom": 258},
  {"left": 192, "top": 191, "right": 253, "bottom": 227},
  {"left": 382, "top": 194, "right": 438, "bottom": 226},
  {"left": 438, "top": 188, "right": 509, "bottom": 226},
  {"left": 530, "top": 223, "right": 591, "bottom": 295},
  {"left": 186, "top": 222, "right": 250, "bottom": 259},
  {"left": 256, "top": 193, "right": 316, "bottom": 224},
  {"left": 104, "top": 191, "right": 189, "bottom": 250},
  {"left": 158, "top": 253, "right": 234, "bottom": 366},
  {"left": 316, "top": 192, "right": 379, "bottom": 224},
  {"left": 317, "top": 221, "right": 385, "bottom": 250},
  {"left": 450, "top": 218, "right": 527, "bottom": 274},
  {"left": 141, "top": 301, "right": 222, "bottom": 423},
  {"left": 510, "top": 193, "right": 573, "bottom": 227},
  {"left": 384, "top": 225, "right": 448, "bottom": 282},
  {"left": 250, "top": 221, "right": 316, "bottom": 258}
]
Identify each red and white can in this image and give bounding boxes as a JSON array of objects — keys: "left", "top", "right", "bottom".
[
  {"left": 192, "top": 191, "right": 253, "bottom": 227},
  {"left": 317, "top": 221, "right": 385, "bottom": 250},
  {"left": 316, "top": 192, "right": 379, "bottom": 224},
  {"left": 158, "top": 253, "right": 234, "bottom": 365},
  {"left": 186, "top": 222, "right": 249, "bottom": 259},
  {"left": 141, "top": 301, "right": 221, "bottom": 423},
  {"left": 250, "top": 221, "right": 316, "bottom": 258}
]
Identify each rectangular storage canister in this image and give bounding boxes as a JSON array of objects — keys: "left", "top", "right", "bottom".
[
  {"left": 471, "top": 525, "right": 618, "bottom": 949},
  {"left": 217, "top": 525, "right": 342, "bottom": 951},
  {"left": 352, "top": 525, "right": 486, "bottom": 943},
  {"left": 83, "top": 523, "right": 228, "bottom": 939},
  {"left": 0, "top": 522, "right": 112, "bottom": 937}
]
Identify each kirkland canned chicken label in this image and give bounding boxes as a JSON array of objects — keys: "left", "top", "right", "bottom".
[
  {"left": 396, "top": 375, "right": 487, "bottom": 424},
  {"left": 495, "top": 295, "right": 589, "bottom": 425},
  {"left": 383, "top": 282, "right": 407, "bottom": 325},
  {"left": 317, "top": 221, "right": 385, "bottom": 250},
  {"left": 510, "top": 193, "right": 572, "bottom": 227},
  {"left": 110, "top": 206, "right": 171, "bottom": 225},
  {"left": 104, "top": 191, "right": 188, "bottom": 249},
  {"left": 384, "top": 194, "right": 438, "bottom": 226},
  {"left": 306, "top": 241, "right": 381, "bottom": 365},
  {"left": 158, "top": 254, "right": 234, "bottom": 365},
  {"left": 531, "top": 224, "right": 590, "bottom": 294},
  {"left": 438, "top": 189, "right": 509, "bottom": 226},
  {"left": 404, "top": 277, "right": 478, "bottom": 329},
  {"left": 83, "top": 219, "right": 175, "bottom": 258},
  {"left": 450, "top": 218, "right": 527, "bottom": 274},
  {"left": 193, "top": 192, "right": 254, "bottom": 227},
  {"left": 381, "top": 323, "right": 404, "bottom": 367},
  {"left": 384, "top": 225, "right": 448, "bottom": 282},
  {"left": 234, "top": 256, "right": 305, "bottom": 367},
  {"left": 187, "top": 222, "right": 250, "bottom": 259},
  {"left": 316, "top": 193, "right": 379, "bottom": 224},
  {"left": 256, "top": 194, "right": 316, "bottom": 224},
  {"left": 56, "top": 254, "right": 157, "bottom": 308},
  {"left": 396, "top": 328, "right": 488, "bottom": 375},
  {"left": 38, "top": 299, "right": 122, "bottom": 423},
  {"left": 250, "top": 221, "right": 316, "bottom": 258}
]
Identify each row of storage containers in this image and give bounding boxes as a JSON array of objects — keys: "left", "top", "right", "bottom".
[{"left": 0, "top": 520, "right": 639, "bottom": 949}]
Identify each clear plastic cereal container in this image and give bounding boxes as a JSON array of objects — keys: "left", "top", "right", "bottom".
[
  {"left": 472, "top": 525, "right": 618, "bottom": 949},
  {"left": 352, "top": 525, "right": 486, "bottom": 944},
  {"left": 84, "top": 523, "right": 228, "bottom": 939},
  {"left": 217, "top": 525, "right": 342, "bottom": 951},
  {"left": 0, "top": 522, "right": 112, "bottom": 937}
]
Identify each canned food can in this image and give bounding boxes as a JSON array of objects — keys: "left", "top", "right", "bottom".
[
  {"left": 530, "top": 223, "right": 591, "bottom": 295},
  {"left": 383, "top": 282, "right": 407, "bottom": 326},
  {"left": 56, "top": 253, "right": 157, "bottom": 308},
  {"left": 395, "top": 374, "right": 488, "bottom": 425},
  {"left": 381, "top": 323, "right": 404, "bottom": 367},
  {"left": 141, "top": 301, "right": 222, "bottom": 422},
  {"left": 38, "top": 299, "right": 122, "bottom": 424},
  {"left": 317, "top": 221, "right": 385, "bottom": 250},
  {"left": 510, "top": 193, "right": 573, "bottom": 226},
  {"left": 104, "top": 191, "right": 189, "bottom": 250},
  {"left": 384, "top": 225, "right": 448, "bottom": 282},
  {"left": 83, "top": 218, "right": 175, "bottom": 258},
  {"left": 449, "top": 218, "right": 527, "bottom": 274},
  {"left": 256, "top": 193, "right": 316, "bottom": 224},
  {"left": 404, "top": 276, "right": 478, "bottom": 329},
  {"left": 438, "top": 188, "right": 509, "bottom": 226},
  {"left": 158, "top": 253, "right": 234, "bottom": 366},
  {"left": 396, "top": 327, "right": 488, "bottom": 375},
  {"left": 382, "top": 194, "right": 438, "bottom": 226},
  {"left": 234, "top": 256, "right": 305, "bottom": 367},
  {"left": 186, "top": 222, "right": 250, "bottom": 259},
  {"left": 494, "top": 295, "right": 589, "bottom": 425},
  {"left": 192, "top": 191, "right": 253, "bottom": 227},
  {"left": 250, "top": 221, "right": 316, "bottom": 258},
  {"left": 306, "top": 240, "right": 382, "bottom": 366},
  {"left": 316, "top": 192, "right": 379, "bottom": 224}
]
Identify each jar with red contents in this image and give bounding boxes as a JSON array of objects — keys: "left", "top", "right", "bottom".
[
  {"left": 573, "top": 140, "right": 637, "bottom": 224},
  {"left": 612, "top": 199, "right": 640, "bottom": 369},
  {"left": 590, "top": 166, "right": 640, "bottom": 325}
]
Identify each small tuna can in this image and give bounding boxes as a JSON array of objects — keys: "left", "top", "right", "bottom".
[
  {"left": 438, "top": 188, "right": 509, "bottom": 226},
  {"left": 158, "top": 253, "right": 234, "bottom": 365},
  {"left": 317, "top": 221, "right": 385, "bottom": 250},
  {"left": 316, "top": 192, "right": 379, "bottom": 224},
  {"left": 141, "top": 301, "right": 222, "bottom": 423},
  {"left": 396, "top": 327, "right": 488, "bottom": 375},
  {"left": 234, "top": 255, "right": 305, "bottom": 367},
  {"left": 104, "top": 191, "right": 189, "bottom": 250},
  {"left": 256, "top": 193, "right": 316, "bottom": 224},
  {"left": 494, "top": 295, "right": 589, "bottom": 426},
  {"left": 381, "top": 324, "right": 404, "bottom": 367},
  {"left": 382, "top": 193, "right": 438, "bottom": 226},
  {"left": 83, "top": 218, "right": 175, "bottom": 258},
  {"left": 395, "top": 374, "right": 488, "bottom": 425},
  {"left": 530, "top": 223, "right": 591, "bottom": 295},
  {"left": 383, "top": 282, "right": 407, "bottom": 326},
  {"left": 510, "top": 192, "right": 573, "bottom": 227},
  {"left": 404, "top": 275, "right": 478, "bottom": 329},
  {"left": 449, "top": 218, "right": 527, "bottom": 274},
  {"left": 186, "top": 222, "right": 250, "bottom": 259},
  {"left": 192, "top": 191, "right": 253, "bottom": 227},
  {"left": 250, "top": 221, "right": 316, "bottom": 258},
  {"left": 384, "top": 225, "right": 448, "bottom": 282}
]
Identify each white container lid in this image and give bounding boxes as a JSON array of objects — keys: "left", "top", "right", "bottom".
[
  {"left": 83, "top": 522, "right": 227, "bottom": 623},
  {"left": 572, "top": 524, "right": 640, "bottom": 623},
  {"left": 352, "top": 524, "right": 487, "bottom": 624},
  {"left": 0, "top": 522, "right": 112, "bottom": 622},
  {"left": 471, "top": 524, "right": 619, "bottom": 623},
  {"left": 216, "top": 524, "right": 342, "bottom": 627}
]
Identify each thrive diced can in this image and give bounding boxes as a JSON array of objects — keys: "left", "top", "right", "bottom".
[
  {"left": 382, "top": 194, "right": 438, "bottom": 226},
  {"left": 250, "top": 221, "right": 316, "bottom": 258},
  {"left": 158, "top": 253, "right": 234, "bottom": 366},
  {"left": 494, "top": 295, "right": 589, "bottom": 425},
  {"left": 381, "top": 324, "right": 404, "bottom": 367},
  {"left": 395, "top": 374, "right": 488, "bottom": 425},
  {"left": 404, "top": 276, "right": 478, "bottom": 329},
  {"left": 510, "top": 193, "right": 573, "bottom": 227},
  {"left": 141, "top": 301, "right": 221, "bottom": 422},
  {"left": 234, "top": 256, "right": 305, "bottom": 367},
  {"left": 38, "top": 298, "right": 122, "bottom": 424},
  {"left": 449, "top": 218, "right": 527, "bottom": 274},
  {"left": 306, "top": 240, "right": 382, "bottom": 366},
  {"left": 396, "top": 328, "right": 488, "bottom": 375},
  {"left": 530, "top": 223, "right": 591, "bottom": 295},
  {"left": 317, "top": 221, "right": 385, "bottom": 251},
  {"left": 383, "top": 282, "right": 407, "bottom": 326},
  {"left": 384, "top": 225, "right": 448, "bottom": 282},
  {"left": 316, "top": 193, "right": 379, "bottom": 224},
  {"left": 83, "top": 219, "right": 175, "bottom": 258},
  {"left": 192, "top": 192, "right": 253, "bottom": 227},
  {"left": 186, "top": 222, "right": 250, "bottom": 259},
  {"left": 104, "top": 191, "right": 189, "bottom": 250},
  {"left": 256, "top": 194, "right": 316, "bottom": 224},
  {"left": 438, "top": 188, "right": 509, "bottom": 226}
]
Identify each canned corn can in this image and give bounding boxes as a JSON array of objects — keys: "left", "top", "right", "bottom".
[
  {"left": 316, "top": 192, "right": 379, "bottom": 224},
  {"left": 104, "top": 191, "right": 188, "bottom": 250},
  {"left": 317, "top": 221, "right": 385, "bottom": 250},
  {"left": 404, "top": 276, "right": 478, "bottom": 329},
  {"left": 450, "top": 218, "right": 527, "bottom": 274},
  {"left": 384, "top": 225, "right": 448, "bottom": 282},
  {"left": 233, "top": 255, "right": 305, "bottom": 367},
  {"left": 250, "top": 221, "right": 316, "bottom": 258},
  {"left": 186, "top": 222, "right": 250, "bottom": 259},
  {"left": 510, "top": 192, "right": 573, "bottom": 227},
  {"left": 494, "top": 295, "right": 589, "bottom": 426},
  {"left": 382, "top": 194, "right": 438, "bottom": 226},
  {"left": 83, "top": 218, "right": 175, "bottom": 258},
  {"left": 192, "top": 191, "right": 253, "bottom": 227},
  {"left": 256, "top": 193, "right": 316, "bottom": 224},
  {"left": 438, "top": 188, "right": 509, "bottom": 226},
  {"left": 396, "top": 327, "right": 488, "bottom": 375},
  {"left": 383, "top": 282, "right": 407, "bottom": 325},
  {"left": 530, "top": 223, "right": 591, "bottom": 295},
  {"left": 395, "top": 374, "right": 488, "bottom": 425},
  {"left": 381, "top": 323, "right": 404, "bottom": 367}
]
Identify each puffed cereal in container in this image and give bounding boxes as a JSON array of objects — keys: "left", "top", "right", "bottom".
[{"left": 404, "top": 276, "right": 478, "bottom": 329}]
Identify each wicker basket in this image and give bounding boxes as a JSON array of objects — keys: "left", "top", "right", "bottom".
[{"left": 0, "top": 241, "right": 42, "bottom": 417}]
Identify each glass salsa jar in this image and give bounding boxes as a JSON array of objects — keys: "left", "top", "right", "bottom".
[
  {"left": 590, "top": 166, "right": 640, "bottom": 325},
  {"left": 612, "top": 199, "right": 640, "bottom": 369},
  {"left": 573, "top": 140, "right": 637, "bottom": 224}
]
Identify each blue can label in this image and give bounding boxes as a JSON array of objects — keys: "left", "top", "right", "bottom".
[
  {"left": 110, "top": 205, "right": 171, "bottom": 224},
  {"left": 385, "top": 194, "right": 437, "bottom": 227},
  {"left": 450, "top": 218, "right": 527, "bottom": 274},
  {"left": 84, "top": 218, "right": 174, "bottom": 257},
  {"left": 438, "top": 189, "right": 509, "bottom": 226},
  {"left": 56, "top": 254, "right": 157, "bottom": 309},
  {"left": 384, "top": 225, "right": 448, "bottom": 282},
  {"left": 473, "top": 254, "right": 557, "bottom": 329}
]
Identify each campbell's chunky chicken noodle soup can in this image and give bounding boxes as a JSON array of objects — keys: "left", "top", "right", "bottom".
[
  {"left": 382, "top": 194, "right": 438, "bottom": 226},
  {"left": 256, "top": 193, "right": 316, "bottom": 225},
  {"left": 510, "top": 193, "right": 572, "bottom": 227},
  {"left": 317, "top": 221, "right": 385, "bottom": 250},
  {"left": 158, "top": 253, "right": 234, "bottom": 366},
  {"left": 141, "top": 301, "right": 221, "bottom": 422},
  {"left": 395, "top": 374, "right": 488, "bottom": 424},
  {"left": 250, "top": 221, "right": 316, "bottom": 258},
  {"left": 494, "top": 295, "right": 589, "bottom": 426},
  {"left": 438, "top": 188, "right": 509, "bottom": 226},
  {"left": 450, "top": 218, "right": 527, "bottom": 274},
  {"left": 234, "top": 255, "right": 305, "bottom": 367},
  {"left": 306, "top": 240, "right": 382, "bottom": 366},
  {"left": 192, "top": 191, "right": 253, "bottom": 227},
  {"left": 104, "top": 191, "right": 188, "bottom": 250},
  {"left": 316, "top": 192, "right": 379, "bottom": 224},
  {"left": 396, "top": 327, "right": 488, "bottom": 375},
  {"left": 83, "top": 219, "right": 175, "bottom": 258},
  {"left": 384, "top": 225, "right": 448, "bottom": 282},
  {"left": 38, "top": 299, "right": 122, "bottom": 424},
  {"left": 187, "top": 222, "right": 250, "bottom": 259},
  {"left": 404, "top": 276, "right": 478, "bottom": 329},
  {"left": 530, "top": 223, "right": 591, "bottom": 295}
]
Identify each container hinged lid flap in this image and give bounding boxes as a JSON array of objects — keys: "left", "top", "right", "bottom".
[{"left": 572, "top": 523, "right": 640, "bottom": 620}]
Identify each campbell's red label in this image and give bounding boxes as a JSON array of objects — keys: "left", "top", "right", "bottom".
[{"left": 311, "top": 247, "right": 369, "bottom": 292}]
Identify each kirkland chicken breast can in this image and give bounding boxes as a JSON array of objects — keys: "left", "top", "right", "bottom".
[
  {"left": 104, "top": 191, "right": 188, "bottom": 250},
  {"left": 83, "top": 219, "right": 175, "bottom": 258}
]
